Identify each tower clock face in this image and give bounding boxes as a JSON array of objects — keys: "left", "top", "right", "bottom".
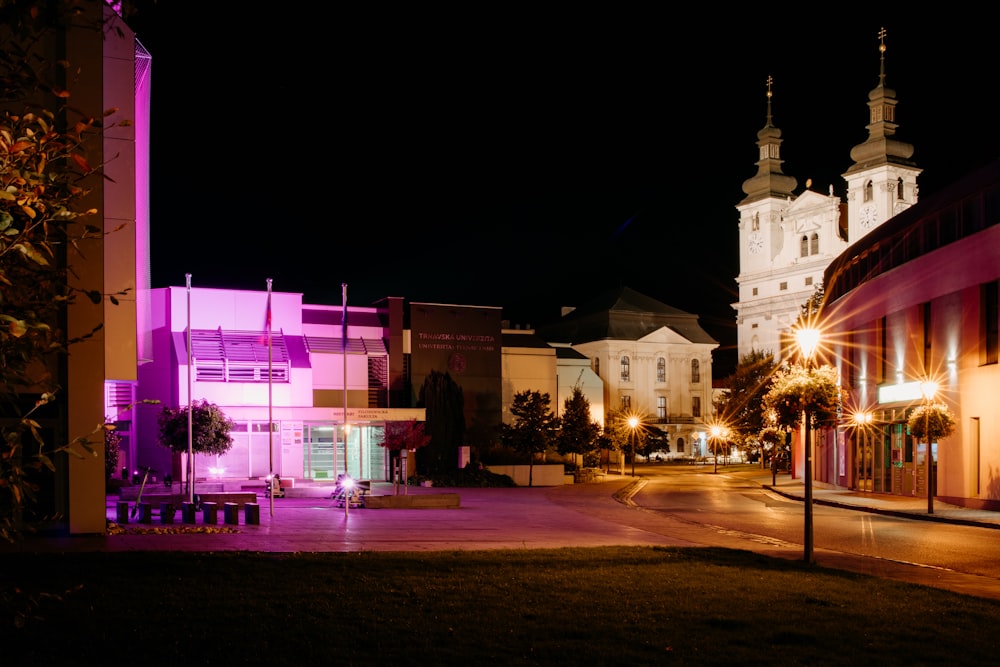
[
  {"left": 859, "top": 204, "right": 878, "bottom": 229},
  {"left": 748, "top": 232, "right": 763, "bottom": 254}
]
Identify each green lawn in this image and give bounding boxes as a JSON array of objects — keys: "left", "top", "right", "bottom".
[{"left": 5, "top": 546, "right": 998, "bottom": 665}]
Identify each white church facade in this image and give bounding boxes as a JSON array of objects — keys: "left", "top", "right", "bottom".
[{"left": 734, "top": 34, "right": 919, "bottom": 363}]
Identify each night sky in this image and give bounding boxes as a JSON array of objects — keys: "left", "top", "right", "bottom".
[{"left": 125, "top": 6, "right": 1000, "bottom": 377}]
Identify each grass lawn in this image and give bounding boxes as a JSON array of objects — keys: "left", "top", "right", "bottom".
[{"left": 5, "top": 546, "right": 999, "bottom": 665}]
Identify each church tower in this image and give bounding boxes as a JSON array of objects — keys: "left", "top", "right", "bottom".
[
  {"left": 843, "top": 28, "right": 921, "bottom": 242},
  {"left": 734, "top": 78, "right": 843, "bottom": 363}
]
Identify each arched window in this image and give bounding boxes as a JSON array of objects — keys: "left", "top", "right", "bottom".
[
  {"left": 656, "top": 357, "right": 666, "bottom": 383},
  {"left": 800, "top": 235, "right": 809, "bottom": 257},
  {"left": 864, "top": 180, "right": 874, "bottom": 202},
  {"left": 620, "top": 355, "right": 630, "bottom": 382},
  {"left": 752, "top": 213, "right": 760, "bottom": 231},
  {"left": 691, "top": 359, "right": 700, "bottom": 383},
  {"left": 897, "top": 177, "right": 904, "bottom": 200},
  {"left": 810, "top": 232, "right": 819, "bottom": 255}
]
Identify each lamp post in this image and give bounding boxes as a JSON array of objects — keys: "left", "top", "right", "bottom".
[
  {"left": 627, "top": 416, "right": 639, "bottom": 478},
  {"left": 710, "top": 425, "right": 725, "bottom": 474},
  {"left": 796, "top": 326, "right": 821, "bottom": 565},
  {"left": 920, "top": 381, "right": 939, "bottom": 514},
  {"left": 853, "top": 411, "right": 873, "bottom": 492}
]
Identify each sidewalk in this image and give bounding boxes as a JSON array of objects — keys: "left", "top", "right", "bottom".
[
  {"left": 7, "top": 468, "right": 1000, "bottom": 557},
  {"left": 747, "top": 469, "right": 1000, "bottom": 530}
]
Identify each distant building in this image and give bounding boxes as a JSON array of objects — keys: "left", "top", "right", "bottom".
[{"left": 538, "top": 287, "right": 719, "bottom": 460}]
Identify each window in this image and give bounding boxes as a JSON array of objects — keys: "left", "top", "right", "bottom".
[
  {"left": 752, "top": 287, "right": 758, "bottom": 296},
  {"left": 779, "top": 282, "right": 788, "bottom": 291},
  {"left": 810, "top": 233, "right": 819, "bottom": 255},
  {"left": 800, "top": 235, "right": 809, "bottom": 257},
  {"left": 676, "top": 437, "right": 684, "bottom": 454},
  {"left": 656, "top": 357, "right": 666, "bottom": 383},
  {"left": 752, "top": 213, "right": 760, "bottom": 231},
  {"left": 657, "top": 396, "right": 666, "bottom": 420},
  {"left": 594, "top": 357, "right": 600, "bottom": 377},
  {"left": 982, "top": 281, "right": 998, "bottom": 365},
  {"left": 621, "top": 395, "right": 631, "bottom": 410},
  {"left": 691, "top": 359, "right": 700, "bottom": 383},
  {"left": 620, "top": 355, "right": 630, "bottom": 382},
  {"left": 692, "top": 396, "right": 701, "bottom": 418},
  {"left": 805, "top": 276, "right": 813, "bottom": 286},
  {"left": 864, "top": 180, "right": 873, "bottom": 202},
  {"left": 897, "top": 177, "right": 904, "bottom": 200}
]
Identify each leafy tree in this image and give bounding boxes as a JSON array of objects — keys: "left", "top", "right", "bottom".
[
  {"left": 759, "top": 425, "right": 788, "bottom": 462},
  {"left": 603, "top": 409, "right": 648, "bottom": 472},
  {"left": 380, "top": 419, "right": 431, "bottom": 486},
  {"left": 156, "top": 400, "right": 235, "bottom": 495},
  {"left": 638, "top": 428, "right": 669, "bottom": 460},
  {"left": 156, "top": 400, "right": 236, "bottom": 456},
  {"left": 555, "top": 386, "right": 601, "bottom": 466},
  {"left": 105, "top": 419, "right": 122, "bottom": 480},
  {"left": 716, "top": 349, "right": 778, "bottom": 466},
  {"left": 501, "top": 390, "right": 558, "bottom": 487},
  {"left": 418, "top": 370, "right": 466, "bottom": 476}
]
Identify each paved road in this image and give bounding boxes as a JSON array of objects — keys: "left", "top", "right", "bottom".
[{"left": 5, "top": 467, "right": 1000, "bottom": 601}]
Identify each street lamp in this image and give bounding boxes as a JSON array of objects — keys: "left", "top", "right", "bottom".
[
  {"left": 852, "top": 411, "right": 873, "bottom": 492},
  {"left": 796, "top": 326, "right": 821, "bottom": 565},
  {"left": 627, "top": 416, "right": 639, "bottom": 477},
  {"left": 920, "top": 380, "right": 939, "bottom": 514},
  {"left": 709, "top": 424, "right": 726, "bottom": 474}
]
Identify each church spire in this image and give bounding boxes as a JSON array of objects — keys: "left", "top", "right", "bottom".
[
  {"left": 845, "top": 27, "right": 915, "bottom": 174},
  {"left": 740, "top": 76, "right": 797, "bottom": 204}
]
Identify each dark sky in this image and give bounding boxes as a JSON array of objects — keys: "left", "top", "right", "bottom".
[{"left": 125, "top": 7, "right": 1000, "bottom": 377}]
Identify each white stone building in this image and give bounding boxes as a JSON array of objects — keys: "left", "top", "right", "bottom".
[{"left": 734, "top": 35, "right": 918, "bottom": 363}]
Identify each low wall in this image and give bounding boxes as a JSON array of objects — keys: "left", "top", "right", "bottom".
[
  {"left": 364, "top": 493, "right": 461, "bottom": 509},
  {"left": 485, "top": 464, "right": 566, "bottom": 486}
]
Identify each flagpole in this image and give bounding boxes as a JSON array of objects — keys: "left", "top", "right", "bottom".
[
  {"left": 267, "top": 279, "right": 274, "bottom": 518},
  {"left": 343, "top": 282, "right": 349, "bottom": 518},
  {"left": 186, "top": 274, "right": 194, "bottom": 504}
]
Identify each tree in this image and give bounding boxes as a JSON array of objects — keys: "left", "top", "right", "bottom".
[
  {"left": 555, "top": 386, "right": 601, "bottom": 467},
  {"left": 418, "top": 370, "right": 466, "bottom": 476},
  {"left": 603, "top": 409, "right": 648, "bottom": 473},
  {"left": 105, "top": 419, "right": 122, "bottom": 481},
  {"left": 716, "top": 350, "right": 778, "bottom": 466},
  {"left": 501, "top": 390, "right": 558, "bottom": 487},
  {"left": 156, "top": 400, "right": 235, "bottom": 494},
  {"left": 156, "top": 400, "right": 236, "bottom": 456},
  {"left": 380, "top": 420, "right": 431, "bottom": 487}
]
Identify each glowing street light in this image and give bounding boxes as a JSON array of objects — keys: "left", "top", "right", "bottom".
[
  {"left": 627, "top": 415, "right": 640, "bottom": 478},
  {"left": 852, "top": 411, "right": 874, "bottom": 493},
  {"left": 920, "top": 380, "right": 939, "bottom": 514},
  {"left": 796, "top": 325, "right": 821, "bottom": 564},
  {"left": 709, "top": 424, "right": 726, "bottom": 475}
]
